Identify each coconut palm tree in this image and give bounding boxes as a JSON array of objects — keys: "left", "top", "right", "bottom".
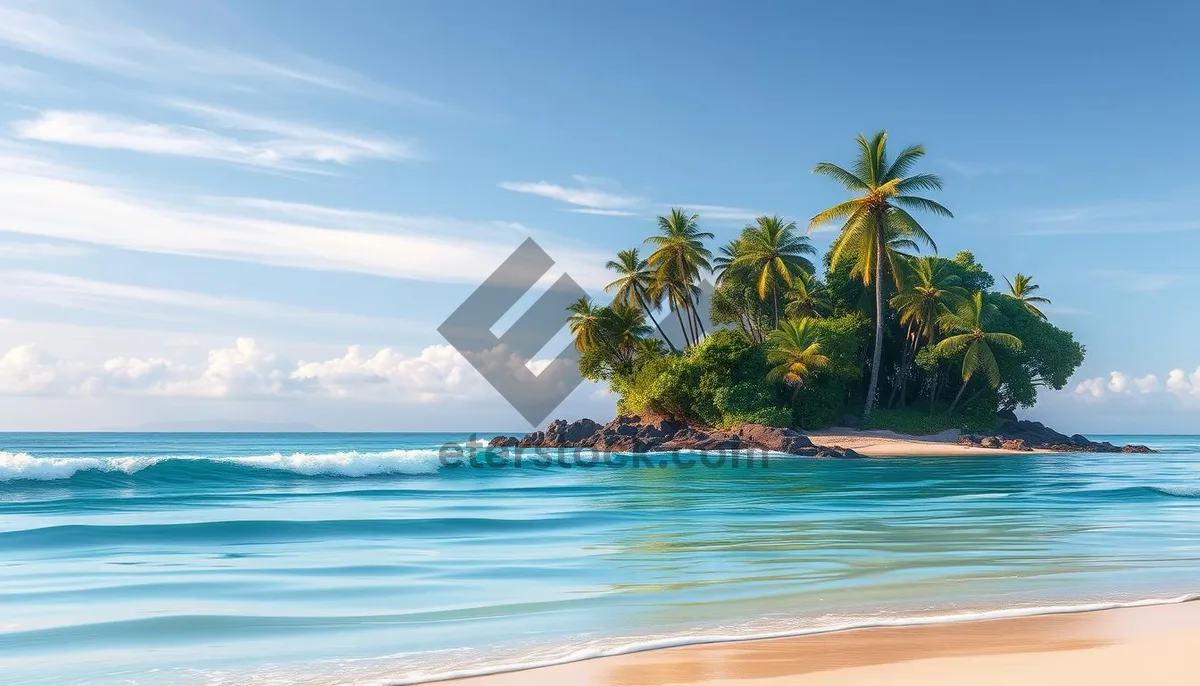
[
  {"left": 646, "top": 209, "right": 713, "bottom": 347},
  {"left": 713, "top": 237, "right": 745, "bottom": 284},
  {"left": 605, "top": 248, "right": 678, "bottom": 352},
  {"left": 888, "top": 257, "right": 969, "bottom": 407},
  {"left": 809, "top": 131, "right": 952, "bottom": 420},
  {"left": 601, "top": 301, "right": 654, "bottom": 367},
  {"left": 566, "top": 297, "right": 604, "bottom": 352},
  {"left": 934, "top": 291, "right": 1023, "bottom": 413},
  {"left": 731, "top": 215, "right": 816, "bottom": 327},
  {"left": 1004, "top": 273, "right": 1052, "bottom": 320},
  {"left": 783, "top": 272, "right": 833, "bottom": 320},
  {"left": 765, "top": 318, "right": 830, "bottom": 386}
]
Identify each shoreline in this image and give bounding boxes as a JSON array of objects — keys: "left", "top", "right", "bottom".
[
  {"left": 434, "top": 596, "right": 1200, "bottom": 685},
  {"left": 803, "top": 427, "right": 1050, "bottom": 456}
]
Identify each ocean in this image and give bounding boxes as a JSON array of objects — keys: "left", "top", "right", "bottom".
[{"left": 1, "top": 432, "right": 1198, "bottom": 685}]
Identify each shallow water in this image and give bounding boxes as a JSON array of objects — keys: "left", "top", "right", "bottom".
[{"left": 1, "top": 432, "right": 1198, "bottom": 685}]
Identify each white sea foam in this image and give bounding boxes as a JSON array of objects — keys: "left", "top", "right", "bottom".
[
  {"left": 0, "top": 449, "right": 445, "bottom": 481},
  {"left": 378, "top": 593, "right": 1200, "bottom": 685}
]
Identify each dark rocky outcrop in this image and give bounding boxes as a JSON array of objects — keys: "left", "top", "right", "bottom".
[
  {"left": 958, "top": 410, "right": 1155, "bottom": 453},
  {"left": 487, "top": 414, "right": 860, "bottom": 458}
]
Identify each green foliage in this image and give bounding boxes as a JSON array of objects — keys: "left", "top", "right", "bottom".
[
  {"left": 573, "top": 134, "right": 1089, "bottom": 436},
  {"left": 986, "top": 293, "right": 1085, "bottom": 408},
  {"left": 788, "top": 314, "right": 868, "bottom": 428},
  {"left": 864, "top": 399, "right": 999, "bottom": 435}
]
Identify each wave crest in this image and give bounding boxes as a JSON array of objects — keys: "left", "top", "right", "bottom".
[{"left": 0, "top": 448, "right": 445, "bottom": 482}]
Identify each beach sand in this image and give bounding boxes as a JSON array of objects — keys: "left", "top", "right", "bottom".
[
  {"left": 804, "top": 427, "right": 1042, "bottom": 456},
  {"left": 444, "top": 600, "right": 1200, "bottom": 685}
]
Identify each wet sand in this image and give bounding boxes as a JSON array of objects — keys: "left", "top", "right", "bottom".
[{"left": 442, "top": 601, "right": 1200, "bottom": 685}]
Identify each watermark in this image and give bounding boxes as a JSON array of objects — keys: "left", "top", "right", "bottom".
[
  {"left": 438, "top": 238, "right": 587, "bottom": 427},
  {"left": 438, "top": 436, "right": 771, "bottom": 470}
]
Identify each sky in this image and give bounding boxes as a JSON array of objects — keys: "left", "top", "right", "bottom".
[{"left": 0, "top": 0, "right": 1196, "bottom": 432}]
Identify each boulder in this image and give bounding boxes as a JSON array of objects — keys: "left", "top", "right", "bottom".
[
  {"left": 979, "top": 436, "right": 1002, "bottom": 449},
  {"left": 517, "top": 431, "right": 545, "bottom": 448},
  {"left": 1000, "top": 438, "right": 1033, "bottom": 452},
  {"left": 732, "top": 425, "right": 815, "bottom": 454},
  {"left": 488, "top": 436, "right": 519, "bottom": 448}
]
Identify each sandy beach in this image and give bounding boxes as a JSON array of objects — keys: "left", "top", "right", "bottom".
[
  {"left": 445, "top": 600, "right": 1200, "bottom": 686},
  {"left": 804, "top": 427, "right": 1045, "bottom": 456}
]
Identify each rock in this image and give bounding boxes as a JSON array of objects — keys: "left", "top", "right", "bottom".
[
  {"left": 517, "top": 431, "right": 545, "bottom": 448},
  {"left": 1000, "top": 438, "right": 1033, "bottom": 452},
  {"left": 542, "top": 418, "right": 601, "bottom": 447},
  {"left": 959, "top": 434, "right": 979, "bottom": 446},
  {"left": 841, "top": 448, "right": 864, "bottom": 459},
  {"left": 980, "top": 436, "right": 1002, "bottom": 449},
  {"left": 488, "top": 436, "right": 519, "bottom": 448},
  {"left": 1122, "top": 444, "right": 1154, "bottom": 454},
  {"left": 732, "top": 425, "right": 815, "bottom": 454}
]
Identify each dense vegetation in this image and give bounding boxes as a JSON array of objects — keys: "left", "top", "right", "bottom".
[{"left": 568, "top": 131, "right": 1085, "bottom": 433}]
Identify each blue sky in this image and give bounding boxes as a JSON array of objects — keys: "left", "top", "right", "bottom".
[{"left": 0, "top": 0, "right": 1196, "bottom": 432}]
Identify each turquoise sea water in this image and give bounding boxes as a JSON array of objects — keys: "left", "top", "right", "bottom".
[{"left": 1, "top": 432, "right": 1198, "bottom": 685}]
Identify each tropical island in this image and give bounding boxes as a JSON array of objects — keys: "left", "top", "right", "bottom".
[{"left": 491, "top": 131, "right": 1151, "bottom": 456}]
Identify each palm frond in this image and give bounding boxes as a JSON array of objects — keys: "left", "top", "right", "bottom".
[{"left": 811, "top": 163, "right": 869, "bottom": 192}]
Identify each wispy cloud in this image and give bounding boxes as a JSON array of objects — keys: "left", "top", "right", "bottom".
[
  {"left": 0, "top": 241, "right": 89, "bottom": 259},
  {"left": 669, "top": 203, "right": 766, "bottom": 224},
  {"left": 2, "top": 270, "right": 415, "bottom": 333},
  {"left": 0, "top": 150, "right": 613, "bottom": 288},
  {"left": 1018, "top": 200, "right": 1200, "bottom": 235},
  {"left": 565, "top": 208, "right": 640, "bottom": 217},
  {"left": 1090, "top": 269, "right": 1184, "bottom": 293},
  {"left": 0, "top": 63, "right": 39, "bottom": 91},
  {"left": 0, "top": 2, "right": 433, "bottom": 106},
  {"left": 13, "top": 108, "right": 415, "bottom": 172},
  {"left": 938, "top": 159, "right": 1038, "bottom": 178},
  {"left": 499, "top": 179, "right": 642, "bottom": 210}
]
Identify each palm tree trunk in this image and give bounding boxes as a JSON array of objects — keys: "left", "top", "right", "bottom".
[
  {"left": 862, "top": 214, "right": 885, "bottom": 420},
  {"left": 888, "top": 323, "right": 915, "bottom": 409},
  {"left": 673, "top": 303, "right": 692, "bottom": 348},
  {"left": 636, "top": 288, "right": 677, "bottom": 352},
  {"left": 948, "top": 377, "right": 970, "bottom": 414},
  {"left": 772, "top": 282, "right": 779, "bottom": 329},
  {"left": 693, "top": 300, "right": 707, "bottom": 339}
]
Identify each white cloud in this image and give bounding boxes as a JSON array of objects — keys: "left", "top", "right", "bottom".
[
  {"left": 0, "top": 337, "right": 525, "bottom": 401},
  {"left": 499, "top": 180, "right": 641, "bottom": 210},
  {"left": 0, "top": 241, "right": 89, "bottom": 258},
  {"left": 1166, "top": 367, "right": 1200, "bottom": 397},
  {"left": 0, "top": 151, "right": 613, "bottom": 288},
  {"left": 0, "top": 3, "right": 432, "bottom": 106},
  {"left": 14, "top": 109, "right": 414, "bottom": 171},
  {"left": 1073, "top": 369, "right": 1191, "bottom": 403},
  {"left": 0, "top": 344, "right": 70, "bottom": 394}
]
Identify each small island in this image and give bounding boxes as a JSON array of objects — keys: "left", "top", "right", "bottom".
[{"left": 495, "top": 131, "right": 1151, "bottom": 456}]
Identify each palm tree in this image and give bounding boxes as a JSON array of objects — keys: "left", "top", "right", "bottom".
[
  {"left": 646, "top": 209, "right": 714, "bottom": 347},
  {"left": 713, "top": 238, "right": 745, "bottom": 284},
  {"left": 888, "top": 257, "right": 969, "bottom": 407},
  {"left": 605, "top": 248, "right": 678, "bottom": 352},
  {"left": 765, "top": 318, "right": 830, "bottom": 386},
  {"left": 1004, "top": 273, "right": 1052, "bottom": 320},
  {"left": 783, "top": 272, "right": 832, "bottom": 320},
  {"left": 934, "top": 291, "right": 1023, "bottom": 413},
  {"left": 731, "top": 215, "right": 816, "bottom": 327},
  {"left": 601, "top": 301, "right": 654, "bottom": 366},
  {"left": 566, "top": 297, "right": 604, "bottom": 352},
  {"left": 809, "top": 131, "right": 952, "bottom": 420}
]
